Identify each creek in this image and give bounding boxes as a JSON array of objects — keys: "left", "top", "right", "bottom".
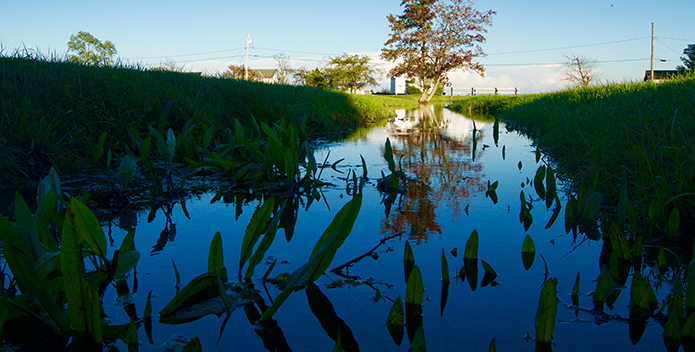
[{"left": 101, "top": 104, "right": 667, "bottom": 351}]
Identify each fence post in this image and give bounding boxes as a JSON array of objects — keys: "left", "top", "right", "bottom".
[
  {"left": 494, "top": 87, "right": 498, "bottom": 95},
  {"left": 451, "top": 87, "right": 454, "bottom": 97},
  {"left": 515, "top": 87, "right": 518, "bottom": 95},
  {"left": 471, "top": 87, "right": 475, "bottom": 96}
]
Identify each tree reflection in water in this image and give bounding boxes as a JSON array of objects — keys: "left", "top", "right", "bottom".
[{"left": 380, "top": 104, "right": 488, "bottom": 245}]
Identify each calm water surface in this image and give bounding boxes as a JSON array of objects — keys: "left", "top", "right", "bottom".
[{"left": 103, "top": 105, "right": 667, "bottom": 351}]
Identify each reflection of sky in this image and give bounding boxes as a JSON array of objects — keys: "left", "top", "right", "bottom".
[{"left": 101, "top": 107, "right": 665, "bottom": 352}]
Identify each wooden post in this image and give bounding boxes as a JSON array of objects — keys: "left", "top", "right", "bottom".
[
  {"left": 451, "top": 87, "right": 454, "bottom": 97},
  {"left": 494, "top": 87, "right": 498, "bottom": 95},
  {"left": 515, "top": 87, "right": 518, "bottom": 95},
  {"left": 471, "top": 87, "right": 475, "bottom": 96}
]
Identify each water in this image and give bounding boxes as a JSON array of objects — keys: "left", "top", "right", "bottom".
[{"left": 101, "top": 105, "right": 667, "bottom": 351}]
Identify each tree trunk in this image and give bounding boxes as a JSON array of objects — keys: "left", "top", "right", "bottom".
[{"left": 418, "top": 77, "right": 441, "bottom": 104}]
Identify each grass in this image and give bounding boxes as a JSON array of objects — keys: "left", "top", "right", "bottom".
[
  {"left": 497, "top": 76, "right": 695, "bottom": 238},
  {"left": 0, "top": 53, "right": 393, "bottom": 186},
  {"left": 448, "top": 93, "right": 546, "bottom": 115}
]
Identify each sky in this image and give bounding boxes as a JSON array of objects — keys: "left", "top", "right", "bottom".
[{"left": 2, "top": 0, "right": 694, "bottom": 93}]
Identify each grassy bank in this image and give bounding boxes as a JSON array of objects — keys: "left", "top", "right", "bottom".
[
  {"left": 498, "top": 76, "right": 695, "bottom": 238},
  {"left": 0, "top": 55, "right": 393, "bottom": 186},
  {"left": 448, "top": 93, "right": 545, "bottom": 115}
]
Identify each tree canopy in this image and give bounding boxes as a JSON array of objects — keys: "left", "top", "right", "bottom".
[
  {"left": 67, "top": 31, "right": 117, "bottom": 66},
  {"left": 381, "top": 0, "right": 495, "bottom": 103},
  {"left": 677, "top": 44, "right": 695, "bottom": 73},
  {"left": 324, "top": 54, "right": 378, "bottom": 93}
]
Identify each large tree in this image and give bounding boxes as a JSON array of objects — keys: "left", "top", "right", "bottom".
[
  {"left": 324, "top": 54, "right": 378, "bottom": 93},
  {"left": 677, "top": 44, "right": 695, "bottom": 73},
  {"left": 561, "top": 55, "right": 599, "bottom": 87},
  {"left": 67, "top": 31, "right": 117, "bottom": 66},
  {"left": 272, "top": 53, "right": 293, "bottom": 85},
  {"left": 381, "top": 0, "right": 494, "bottom": 104}
]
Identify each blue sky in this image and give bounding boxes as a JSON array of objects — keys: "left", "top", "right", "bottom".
[{"left": 2, "top": 0, "right": 694, "bottom": 93}]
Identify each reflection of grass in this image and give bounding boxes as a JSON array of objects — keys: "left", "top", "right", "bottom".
[
  {"left": 499, "top": 75, "right": 695, "bottom": 237},
  {"left": 0, "top": 54, "right": 393, "bottom": 186}
]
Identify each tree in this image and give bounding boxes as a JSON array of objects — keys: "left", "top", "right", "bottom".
[
  {"left": 151, "top": 58, "right": 185, "bottom": 72},
  {"left": 677, "top": 44, "right": 695, "bottom": 73},
  {"left": 561, "top": 55, "right": 599, "bottom": 87},
  {"left": 273, "top": 53, "right": 293, "bottom": 85},
  {"left": 293, "top": 66, "right": 311, "bottom": 86},
  {"left": 222, "top": 65, "right": 261, "bottom": 81},
  {"left": 324, "top": 54, "right": 378, "bottom": 93},
  {"left": 381, "top": 0, "right": 495, "bottom": 104},
  {"left": 67, "top": 31, "right": 117, "bottom": 66},
  {"left": 305, "top": 68, "right": 328, "bottom": 88}
]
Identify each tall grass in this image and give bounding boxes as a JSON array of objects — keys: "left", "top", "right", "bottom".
[
  {"left": 0, "top": 54, "right": 393, "bottom": 186},
  {"left": 500, "top": 76, "right": 695, "bottom": 237},
  {"left": 448, "top": 94, "right": 545, "bottom": 115}
]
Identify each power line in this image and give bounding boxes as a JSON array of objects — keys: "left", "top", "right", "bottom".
[
  {"left": 487, "top": 37, "right": 650, "bottom": 56},
  {"left": 125, "top": 47, "right": 245, "bottom": 60}
]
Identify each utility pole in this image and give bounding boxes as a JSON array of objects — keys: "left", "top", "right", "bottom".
[
  {"left": 245, "top": 32, "right": 251, "bottom": 80},
  {"left": 650, "top": 22, "right": 654, "bottom": 82}
]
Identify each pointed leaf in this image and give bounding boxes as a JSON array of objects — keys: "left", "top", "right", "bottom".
[
  {"left": 239, "top": 198, "right": 275, "bottom": 276},
  {"left": 441, "top": 248, "right": 449, "bottom": 283},
  {"left": 208, "top": 232, "right": 224, "bottom": 276},
  {"left": 463, "top": 230, "right": 479, "bottom": 260},
  {"left": 404, "top": 241, "right": 415, "bottom": 283},
  {"left": 406, "top": 265, "right": 424, "bottom": 306},
  {"left": 521, "top": 235, "right": 536, "bottom": 271},
  {"left": 535, "top": 278, "right": 558, "bottom": 343}
]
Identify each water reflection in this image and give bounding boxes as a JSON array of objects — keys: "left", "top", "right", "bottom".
[{"left": 381, "top": 104, "right": 487, "bottom": 244}]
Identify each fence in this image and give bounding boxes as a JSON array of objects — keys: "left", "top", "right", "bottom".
[{"left": 450, "top": 87, "right": 519, "bottom": 96}]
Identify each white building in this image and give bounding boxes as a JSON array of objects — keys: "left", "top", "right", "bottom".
[{"left": 390, "top": 76, "right": 407, "bottom": 95}]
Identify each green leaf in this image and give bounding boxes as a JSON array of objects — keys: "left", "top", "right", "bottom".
[
  {"left": 158, "top": 273, "right": 219, "bottom": 316},
  {"left": 521, "top": 235, "right": 536, "bottom": 271},
  {"left": 126, "top": 316, "right": 138, "bottom": 345},
  {"left": 404, "top": 241, "right": 415, "bottom": 283},
  {"left": 144, "top": 290, "right": 153, "bottom": 318},
  {"left": 7, "top": 245, "right": 69, "bottom": 332},
  {"left": 481, "top": 260, "right": 497, "bottom": 275},
  {"left": 617, "top": 172, "right": 629, "bottom": 225},
  {"left": 517, "top": 160, "right": 522, "bottom": 170},
  {"left": 409, "top": 326, "right": 426, "bottom": 352},
  {"left": 245, "top": 201, "right": 287, "bottom": 279},
  {"left": 463, "top": 230, "right": 479, "bottom": 260},
  {"left": 238, "top": 198, "right": 275, "bottom": 277},
  {"left": 183, "top": 337, "right": 202, "bottom": 352},
  {"left": 119, "top": 228, "right": 136, "bottom": 253},
  {"left": 441, "top": 248, "right": 449, "bottom": 283},
  {"left": 667, "top": 208, "right": 680, "bottom": 238},
  {"left": 603, "top": 221, "right": 631, "bottom": 260},
  {"left": 259, "top": 194, "right": 362, "bottom": 322},
  {"left": 69, "top": 197, "right": 107, "bottom": 259},
  {"left": 630, "top": 274, "right": 658, "bottom": 313},
  {"left": 208, "top": 232, "right": 224, "bottom": 276},
  {"left": 489, "top": 337, "right": 496, "bottom": 352},
  {"left": 360, "top": 154, "right": 368, "bottom": 179},
  {"left": 386, "top": 296, "right": 404, "bottom": 345},
  {"left": 62, "top": 206, "right": 102, "bottom": 341},
  {"left": 13, "top": 193, "right": 43, "bottom": 262},
  {"left": 534, "top": 165, "right": 547, "bottom": 200},
  {"left": 384, "top": 138, "right": 396, "bottom": 172},
  {"left": 406, "top": 265, "right": 424, "bottom": 306},
  {"left": 173, "top": 260, "right": 181, "bottom": 286},
  {"left": 572, "top": 272, "right": 581, "bottom": 296},
  {"left": 535, "top": 278, "right": 558, "bottom": 343}
]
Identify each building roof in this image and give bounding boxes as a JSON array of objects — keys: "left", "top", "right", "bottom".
[
  {"left": 643, "top": 70, "right": 685, "bottom": 81},
  {"left": 256, "top": 69, "right": 278, "bottom": 78}
]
